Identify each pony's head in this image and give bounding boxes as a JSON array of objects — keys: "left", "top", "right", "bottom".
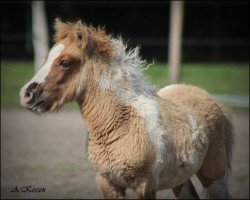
[{"left": 20, "top": 18, "right": 113, "bottom": 113}]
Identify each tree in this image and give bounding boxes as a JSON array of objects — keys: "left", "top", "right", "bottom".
[
  {"left": 168, "top": 1, "right": 184, "bottom": 83},
  {"left": 31, "top": 1, "right": 49, "bottom": 72}
]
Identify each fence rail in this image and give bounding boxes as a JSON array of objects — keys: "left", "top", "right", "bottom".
[{"left": 213, "top": 94, "right": 249, "bottom": 107}]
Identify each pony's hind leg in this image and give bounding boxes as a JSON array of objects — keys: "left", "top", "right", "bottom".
[
  {"left": 197, "top": 119, "right": 232, "bottom": 199},
  {"left": 172, "top": 179, "right": 199, "bottom": 199},
  {"left": 197, "top": 170, "right": 231, "bottom": 199}
]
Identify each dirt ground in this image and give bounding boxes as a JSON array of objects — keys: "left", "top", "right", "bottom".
[{"left": 1, "top": 109, "right": 249, "bottom": 199}]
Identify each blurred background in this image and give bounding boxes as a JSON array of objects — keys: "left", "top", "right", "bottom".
[
  {"left": 1, "top": 1, "right": 249, "bottom": 62},
  {"left": 1, "top": 1, "right": 249, "bottom": 199},
  {"left": 1, "top": 0, "right": 249, "bottom": 108}
]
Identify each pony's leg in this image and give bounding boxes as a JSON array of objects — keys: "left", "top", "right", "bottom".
[
  {"left": 95, "top": 173, "right": 126, "bottom": 199},
  {"left": 172, "top": 179, "right": 199, "bottom": 199},
  {"left": 196, "top": 130, "right": 231, "bottom": 199},
  {"left": 197, "top": 170, "right": 231, "bottom": 199},
  {"left": 134, "top": 177, "right": 156, "bottom": 199}
]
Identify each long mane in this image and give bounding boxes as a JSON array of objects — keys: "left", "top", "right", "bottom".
[{"left": 98, "top": 37, "right": 156, "bottom": 103}]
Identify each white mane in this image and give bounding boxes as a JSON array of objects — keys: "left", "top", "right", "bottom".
[{"left": 98, "top": 37, "right": 156, "bottom": 103}]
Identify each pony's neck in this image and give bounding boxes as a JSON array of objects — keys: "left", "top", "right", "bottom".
[
  {"left": 77, "top": 81, "right": 159, "bottom": 177},
  {"left": 77, "top": 85, "right": 135, "bottom": 143},
  {"left": 77, "top": 40, "right": 158, "bottom": 142}
]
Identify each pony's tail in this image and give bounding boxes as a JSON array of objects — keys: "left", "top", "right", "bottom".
[{"left": 219, "top": 103, "right": 234, "bottom": 171}]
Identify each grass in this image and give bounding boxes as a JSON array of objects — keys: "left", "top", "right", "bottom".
[
  {"left": 1, "top": 61, "right": 34, "bottom": 108},
  {"left": 1, "top": 60, "right": 249, "bottom": 110},
  {"left": 144, "top": 62, "right": 249, "bottom": 94}
]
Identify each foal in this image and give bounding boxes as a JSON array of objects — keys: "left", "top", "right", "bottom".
[{"left": 20, "top": 19, "right": 233, "bottom": 199}]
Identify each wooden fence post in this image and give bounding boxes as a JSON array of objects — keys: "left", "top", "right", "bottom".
[
  {"left": 168, "top": 1, "right": 184, "bottom": 83},
  {"left": 31, "top": 1, "right": 49, "bottom": 72}
]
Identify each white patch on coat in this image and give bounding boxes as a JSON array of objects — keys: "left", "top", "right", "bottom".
[
  {"left": 131, "top": 95, "right": 167, "bottom": 175},
  {"left": 20, "top": 44, "right": 64, "bottom": 97},
  {"left": 189, "top": 114, "right": 199, "bottom": 140}
]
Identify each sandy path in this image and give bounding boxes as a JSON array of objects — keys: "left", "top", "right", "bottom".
[{"left": 1, "top": 109, "right": 249, "bottom": 199}]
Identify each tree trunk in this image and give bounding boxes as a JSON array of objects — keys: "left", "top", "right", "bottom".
[
  {"left": 168, "top": 1, "right": 184, "bottom": 83},
  {"left": 31, "top": 1, "right": 49, "bottom": 72}
]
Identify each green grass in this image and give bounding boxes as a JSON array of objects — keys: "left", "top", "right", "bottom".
[
  {"left": 1, "top": 61, "right": 34, "bottom": 108},
  {"left": 1, "top": 60, "right": 249, "bottom": 110},
  {"left": 144, "top": 62, "right": 249, "bottom": 94}
]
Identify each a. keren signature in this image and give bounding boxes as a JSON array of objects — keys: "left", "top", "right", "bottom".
[{"left": 11, "top": 185, "right": 46, "bottom": 192}]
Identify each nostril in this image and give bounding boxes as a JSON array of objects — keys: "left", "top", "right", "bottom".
[
  {"left": 25, "top": 91, "right": 31, "bottom": 98},
  {"left": 24, "top": 90, "right": 34, "bottom": 105},
  {"left": 21, "top": 82, "right": 39, "bottom": 105},
  {"left": 26, "top": 82, "right": 38, "bottom": 92}
]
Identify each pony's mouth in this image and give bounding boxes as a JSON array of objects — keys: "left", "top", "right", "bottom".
[{"left": 28, "top": 99, "right": 46, "bottom": 114}]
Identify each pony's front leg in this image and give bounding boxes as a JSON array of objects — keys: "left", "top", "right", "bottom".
[
  {"left": 96, "top": 173, "right": 126, "bottom": 199},
  {"left": 134, "top": 177, "right": 156, "bottom": 199}
]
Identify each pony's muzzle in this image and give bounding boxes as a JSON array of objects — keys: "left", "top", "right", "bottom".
[{"left": 20, "top": 82, "right": 38, "bottom": 107}]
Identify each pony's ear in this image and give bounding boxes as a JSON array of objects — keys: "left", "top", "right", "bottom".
[
  {"left": 54, "top": 17, "right": 63, "bottom": 29},
  {"left": 53, "top": 18, "right": 70, "bottom": 42},
  {"left": 74, "top": 20, "right": 89, "bottom": 50}
]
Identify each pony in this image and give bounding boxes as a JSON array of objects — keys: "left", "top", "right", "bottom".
[{"left": 20, "top": 19, "right": 233, "bottom": 199}]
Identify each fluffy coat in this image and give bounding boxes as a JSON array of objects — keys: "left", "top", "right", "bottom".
[{"left": 20, "top": 19, "right": 234, "bottom": 199}]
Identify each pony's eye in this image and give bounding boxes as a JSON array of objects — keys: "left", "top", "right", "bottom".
[{"left": 60, "top": 60, "right": 71, "bottom": 68}]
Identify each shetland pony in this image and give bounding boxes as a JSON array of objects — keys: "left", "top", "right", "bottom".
[{"left": 20, "top": 19, "right": 233, "bottom": 199}]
